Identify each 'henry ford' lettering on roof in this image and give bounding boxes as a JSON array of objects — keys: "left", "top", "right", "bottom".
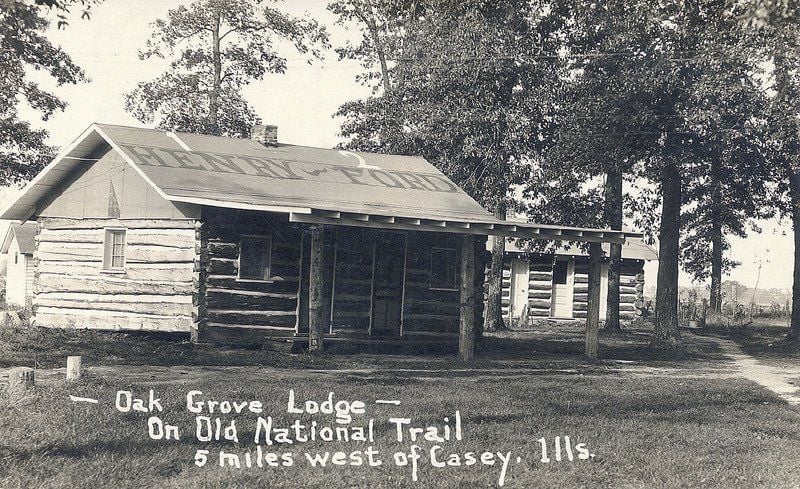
[{"left": 118, "top": 144, "right": 459, "bottom": 193}]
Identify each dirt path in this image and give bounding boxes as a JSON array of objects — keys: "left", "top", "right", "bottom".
[{"left": 712, "top": 336, "right": 800, "bottom": 405}]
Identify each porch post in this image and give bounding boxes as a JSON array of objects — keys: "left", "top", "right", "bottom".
[
  {"left": 585, "top": 242, "right": 602, "bottom": 360},
  {"left": 459, "top": 234, "right": 476, "bottom": 361},
  {"left": 308, "top": 225, "right": 326, "bottom": 352}
]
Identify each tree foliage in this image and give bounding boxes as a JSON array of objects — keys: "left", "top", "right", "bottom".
[
  {"left": 0, "top": 0, "right": 87, "bottom": 186},
  {"left": 522, "top": 1, "right": 770, "bottom": 338},
  {"left": 748, "top": 7, "right": 800, "bottom": 337},
  {"left": 125, "top": 0, "right": 329, "bottom": 138},
  {"left": 328, "top": 0, "right": 420, "bottom": 93},
  {"left": 333, "top": 0, "right": 555, "bottom": 209}
]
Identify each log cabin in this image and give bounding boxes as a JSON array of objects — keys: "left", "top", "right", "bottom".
[
  {"left": 499, "top": 238, "right": 657, "bottom": 324},
  {"left": 0, "top": 123, "right": 642, "bottom": 357},
  {"left": 2, "top": 222, "right": 37, "bottom": 307}
]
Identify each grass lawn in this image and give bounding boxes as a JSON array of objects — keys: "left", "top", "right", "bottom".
[
  {"left": 0, "top": 322, "right": 719, "bottom": 373},
  {"left": 1, "top": 324, "right": 799, "bottom": 488},
  {"left": 1, "top": 371, "right": 799, "bottom": 488}
]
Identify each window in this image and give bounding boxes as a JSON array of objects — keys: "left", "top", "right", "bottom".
[
  {"left": 103, "top": 228, "right": 126, "bottom": 271},
  {"left": 553, "top": 260, "right": 568, "bottom": 285},
  {"left": 14, "top": 252, "right": 18, "bottom": 265},
  {"left": 239, "top": 235, "right": 271, "bottom": 281},
  {"left": 430, "top": 247, "right": 458, "bottom": 290}
]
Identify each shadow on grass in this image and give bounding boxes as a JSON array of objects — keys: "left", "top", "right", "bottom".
[
  {"left": 0, "top": 434, "right": 228, "bottom": 467},
  {"left": 478, "top": 333, "right": 720, "bottom": 364},
  {"left": 0, "top": 321, "right": 723, "bottom": 372}
]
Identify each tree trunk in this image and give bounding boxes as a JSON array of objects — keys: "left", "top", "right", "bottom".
[
  {"left": 789, "top": 172, "right": 800, "bottom": 340},
  {"left": 604, "top": 168, "right": 623, "bottom": 332},
  {"left": 209, "top": 9, "right": 222, "bottom": 135},
  {"left": 459, "top": 234, "right": 476, "bottom": 361},
  {"left": 654, "top": 160, "right": 681, "bottom": 342},
  {"left": 376, "top": 43, "right": 390, "bottom": 94},
  {"left": 360, "top": 0, "right": 390, "bottom": 94},
  {"left": 709, "top": 156, "right": 723, "bottom": 312},
  {"left": 710, "top": 216, "right": 723, "bottom": 313},
  {"left": 484, "top": 200, "right": 507, "bottom": 332},
  {"left": 586, "top": 242, "right": 602, "bottom": 359}
]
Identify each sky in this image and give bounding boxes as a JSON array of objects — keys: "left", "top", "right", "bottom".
[{"left": 2, "top": 0, "right": 794, "bottom": 293}]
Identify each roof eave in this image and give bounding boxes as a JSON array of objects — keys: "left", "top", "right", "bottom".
[{"left": 289, "top": 209, "right": 641, "bottom": 244}]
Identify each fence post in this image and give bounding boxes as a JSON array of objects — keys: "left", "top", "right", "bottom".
[{"left": 700, "top": 298, "right": 708, "bottom": 327}]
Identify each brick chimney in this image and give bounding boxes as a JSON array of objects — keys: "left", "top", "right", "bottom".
[{"left": 251, "top": 124, "right": 278, "bottom": 145}]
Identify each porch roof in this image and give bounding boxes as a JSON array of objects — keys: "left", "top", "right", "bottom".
[{"left": 288, "top": 209, "right": 640, "bottom": 244}]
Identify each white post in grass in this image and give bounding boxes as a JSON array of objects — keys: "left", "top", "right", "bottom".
[
  {"left": 66, "top": 356, "right": 82, "bottom": 381},
  {"left": 8, "top": 367, "right": 35, "bottom": 399}
]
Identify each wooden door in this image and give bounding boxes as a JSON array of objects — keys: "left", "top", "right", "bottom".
[
  {"left": 371, "top": 233, "right": 405, "bottom": 336},
  {"left": 510, "top": 259, "right": 529, "bottom": 319},
  {"left": 550, "top": 257, "right": 574, "bottom": 318}
]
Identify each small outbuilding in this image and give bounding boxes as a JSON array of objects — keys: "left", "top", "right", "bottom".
[
  {"left": 1, "top": 222, "right": 37, "bottom": 307},
  {"left": 500, "top": 238, "right": 657, "bottom": 323},
  {"left": 0, "top": 123, "right": 641, "bottom": 356}
]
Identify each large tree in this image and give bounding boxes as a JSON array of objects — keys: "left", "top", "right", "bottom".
[
  {"left": 529, "top": 1, "right": 763, "bottom": 342},
  {"left": 332, "top": 0, "right": 559, "bottom": 333},
  {"left": 125, "top": 0, "right": 328, "bottom": 138},
  {"left": 527, "top": 0, "right": 668, "bottom": 333},
  {"left": 0, "top": 0, "right": 88, "bottom": 186},
  {"left": 639, "top": 1, "right": 760, "bottom": 342},
  {"left": 680, "top": 127, "right": 773, "bottom": 312},
  {"left": 753, "top": 7, "right": 800, "bottom": 340}
]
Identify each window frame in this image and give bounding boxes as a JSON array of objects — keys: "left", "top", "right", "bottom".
[
  {"left": 429, "top": 246, "right": 459, "bottom": 291},
  {"left": 237, "top": 234, "right": 273, "bottom": 283},
  {"left": 102, "top": 227, "right": 127, "bottom": 273}
]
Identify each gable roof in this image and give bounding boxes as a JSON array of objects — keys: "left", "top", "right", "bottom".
[
  {"left": 504, "top": 237, "right": 658, "bottom": 261},
  {"left": 2, "top": 123, "right": 493, "bottom": 222},
  {"left": 1, "top": 222, "right": 37, "bottom": 254},
  {"left": 0, "top": 123, "right": 643, "bottom": 244}
]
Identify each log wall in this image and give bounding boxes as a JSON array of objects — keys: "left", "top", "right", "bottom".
[
  {"left": 402, "top": 232, "right": 463, "bottom": 336},
  {"left": 327, "top": 229, "right": 477, "bottom": 340},
  {"left": 573, "top": 257, "right": 643, "bottom": 320},
  {"left": 500, "top": 253, "right": 646, "bottom": 321},
  {"left": 33, "top": 218, "right": 196, "bottom": 332},
  {"left": 199, "top": 209, "right": 303, "bottom": 342},
  {"left": 527, "top": 257, "right": 554, "bottom": 318}
]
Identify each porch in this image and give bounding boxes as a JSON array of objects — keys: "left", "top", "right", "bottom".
[{"left": 194, "top": 207, "right": 639, "bottom": 361}]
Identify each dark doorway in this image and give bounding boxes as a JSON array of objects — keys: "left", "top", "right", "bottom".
[{"left": 371, "top": 233, "right": 405, "bottom": 336}]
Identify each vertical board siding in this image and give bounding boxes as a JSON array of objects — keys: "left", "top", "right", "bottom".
[
  {"left": 330, "top": 228, "right": 373, "bottom": 334},
  {"left": 24, "top": 257, "right": 35, "bottom": 304},
  {"left": 33, "top": 218, "right": 196, "bottom": 332}
]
